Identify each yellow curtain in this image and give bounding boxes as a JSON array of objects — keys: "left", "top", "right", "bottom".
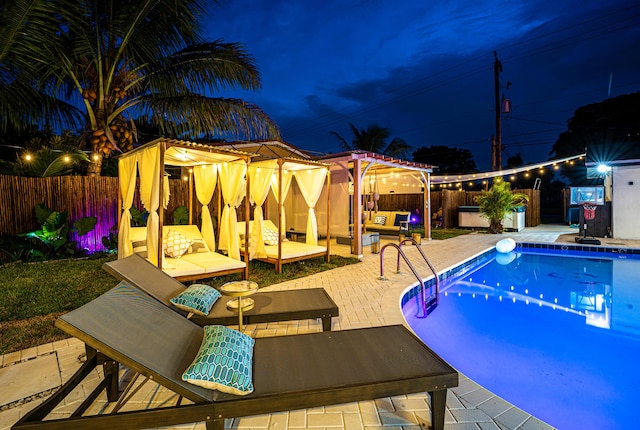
[
  {"left": 193, "top": 164, "right": 218, "bottom": 251},
  {"left": 217, "top": 161, "right": 246, "bottom": 260},
  {"left": 117, "top": 156, "right": 138, "bottom": 259},
  {"left": 163, "top": 174, "right": 170, "bottom": 209},
  {"left": 139, "top": 146, "right": 161, "bottom": 265},
  {"left": 270, "top": 166, "right": 293, "bottom": 233},
  {"left": 294, "top": 168, "right": 328, "bottom": 245},
  {"left": 248, "top": 160, "right": 277, "bottom": 259}
]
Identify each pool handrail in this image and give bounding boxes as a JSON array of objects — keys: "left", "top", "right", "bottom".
[{"left": 379, "top": 239, "right": 440, "bottom": 315}]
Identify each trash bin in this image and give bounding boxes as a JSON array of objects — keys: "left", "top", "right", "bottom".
[{"left": 371, "top": 232, "right": 380, "bottom": 253}]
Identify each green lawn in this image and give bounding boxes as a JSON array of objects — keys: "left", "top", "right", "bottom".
[
  {"left": 0, "top": 254, "right": 359, "bottom": 355},
  {"left": 0, "top": 230, "right": 472, "bottom": 355},
  {"left": 425, "top": 228, "right": 474, "bottom": 240}
]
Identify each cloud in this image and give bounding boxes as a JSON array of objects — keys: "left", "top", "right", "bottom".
[{"left": 206, "top": 0, "right": 640, "bottom": 169}]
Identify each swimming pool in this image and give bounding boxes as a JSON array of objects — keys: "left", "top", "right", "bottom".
[{"left": 402, "top": 246, "right": 640, "bottom": 430}]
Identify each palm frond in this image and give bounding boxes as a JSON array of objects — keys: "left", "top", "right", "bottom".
[
  {"left": 329, "top": 130, "right": 351, "bottom": 151},
  {"left": 385, "top": 137, "right": 412, "bottom": 159},
  {"left": 140, "top": 41, "right": 261, "bottom": 96},
  {"left": 144, "top": 95, "right": 280, "bottom": 141}
]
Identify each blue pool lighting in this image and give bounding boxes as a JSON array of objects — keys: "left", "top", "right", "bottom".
[{"left": 403, "top": 247, "right": 640, "bottom": 430}]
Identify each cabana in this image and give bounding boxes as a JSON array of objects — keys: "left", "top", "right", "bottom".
[
  {"left": 318, "top": 151, "right": 433, "bottom": 257},
  {"left": 117, "top": 138, "right": 254, "bottom": 281},
  {"left": 239, "top": 157, "right": 331, "bottom": 273}
]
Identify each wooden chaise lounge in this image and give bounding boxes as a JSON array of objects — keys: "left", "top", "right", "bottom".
[
  {"left": 103, "top": 253, "right": 339, "bottom": 331},
  {"left": 13, "top": 283, "right": 458, "bottom": 430}
]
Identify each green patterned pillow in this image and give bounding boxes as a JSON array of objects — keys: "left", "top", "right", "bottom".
[
  {"left": 170, "top": 284, "right": 221, "bottom": 316},
  {"left": 182, "top": 325, "right": 255, "bottom": 395}
]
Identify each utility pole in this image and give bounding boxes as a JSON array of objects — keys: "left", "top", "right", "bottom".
[{"left": 492, "top": 51, "right": 502, "bottom": 171}]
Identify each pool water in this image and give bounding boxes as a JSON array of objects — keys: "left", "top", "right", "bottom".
[{"left": 403, "top": 248, "right": 640, "bottom": 430}]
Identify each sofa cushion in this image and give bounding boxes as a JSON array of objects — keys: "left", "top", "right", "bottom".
[
  {"left": 163, "top": 228, "right": 193, "bottom": 258},
  {"left": 182, "top": 325, "right": 254, "bottom": 395},
  {"left": 393, "top": 213, "right": 410, "bottom": 226},
  {"left": 170, "top": 284, "right": 221, "bottom": 316},
  {"left": 373, "top": 215, "right": 386, "bottom": 225},
  {"left": 262, "top": 227, "right": 279, "bottom": 245}
]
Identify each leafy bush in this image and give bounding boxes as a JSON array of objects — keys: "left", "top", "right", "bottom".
[{"left": 19, "top": 204, "right": 97, "bottom": 259}]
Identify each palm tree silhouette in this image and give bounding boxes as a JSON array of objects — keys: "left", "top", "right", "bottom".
[
  {"left": 330, "top": 123, "right": 411, "bottom": 159},
  {"left": 1, "top": 0, "right": 280, "bottom": 175}
]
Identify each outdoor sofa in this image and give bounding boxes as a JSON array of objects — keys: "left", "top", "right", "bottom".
[
  {"left": 13, "top": 283, "right": 458, "bottom": 430},
  {"left": 363, "top": 210, "right": 411, "bottom": 234}
]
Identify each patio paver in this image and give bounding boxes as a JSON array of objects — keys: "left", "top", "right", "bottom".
[{"left": 2, "top": 225, "right": 620, "bottom": 430}]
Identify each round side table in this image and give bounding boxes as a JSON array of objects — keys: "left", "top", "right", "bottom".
[{"left": 219, "top": 280, "right": 258, "bottom": 332}]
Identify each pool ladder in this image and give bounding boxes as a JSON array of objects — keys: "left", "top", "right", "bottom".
[{"left": 379, "top": 238, "right": 439, "bottom": 317}]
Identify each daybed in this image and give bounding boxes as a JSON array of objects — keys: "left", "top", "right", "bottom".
[
  {"left": 238, "top": 219, "right": 328, "bottom": 272},
  {"left": 128, "top": 224, "right": 246, "bottom": 282},
  {"left": 103, "top": 253, "right": 339, "bottom": 331},
  {"left": 363, "top": 210, "right": 411, "bottom": 234},
  {"left": 13, "top": 283, "right": 458, "bottom": 430}
]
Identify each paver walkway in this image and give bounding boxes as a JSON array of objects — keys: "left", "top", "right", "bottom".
[{"left": 2, "top": 225, "right": 625, "bottom": 430}]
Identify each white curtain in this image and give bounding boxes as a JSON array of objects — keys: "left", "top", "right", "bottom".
[
  {"left": 248, "top": 160, "right": 277, "bottom": 259},
  {"left": 117, "top": 156, "right": 138, "bottom": 259},
  {"left": 193, "top": 164, "right": 218, "bottom": 251},
  {"left": 270, "top": 166, "right": 294, "bottom": 233},
  {"left": 295, "top": 168, "right": 328, "bottom": 245},
  {"left": 139, "top": 146, "right": 162, "bottom": 265},
  {"left": 217, "top": 161, "right": 246, "bottom": 260}
]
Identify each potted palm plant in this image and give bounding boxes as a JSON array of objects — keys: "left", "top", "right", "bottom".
[{"left": 475, "top": 181, "right": 528, "bottom": 234}]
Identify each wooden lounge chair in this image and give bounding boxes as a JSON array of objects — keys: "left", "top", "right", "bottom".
[
  {"left": 13, "top": 284, "right": 458, "bottom": 430},
  {"left": 103, "top": 253, "right": 339, "bottom": 331}
]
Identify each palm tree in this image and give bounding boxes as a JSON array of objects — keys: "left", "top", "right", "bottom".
[
  {"left": 1, "top": 0, "right": 280, "bottom": 175},
  {"left": 330, "top": 123, "right": 411, "bottom": 158},
  {"left": 475, "top": 180, "right": 528, "bottom": 234}
]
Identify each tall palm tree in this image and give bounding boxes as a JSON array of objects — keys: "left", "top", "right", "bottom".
[
  {"left": 329, "top": 123, "right": 412, "bottom": 158},
  {"left": 1, "top": 0, "right": 280, "bottom": 175}
]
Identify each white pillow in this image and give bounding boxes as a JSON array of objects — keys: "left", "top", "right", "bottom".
[
  {"left": 163, "top": 229, "right": 193, "bottom": 258},
  {"left": 263, "top": 227, "right": 279, "bottom": 245},
  {"left": 373, "top": 215, "right": 386, "bottom": 225}
]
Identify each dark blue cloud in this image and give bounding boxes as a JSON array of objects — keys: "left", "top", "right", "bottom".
[{"left": 206, "top": 0, "right": 640, "bottom": 169}]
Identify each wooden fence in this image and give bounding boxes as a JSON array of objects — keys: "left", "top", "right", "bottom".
[
  {"left": 0, "top": 175, "right": 541, "bottom": 253},
  {"left": 0, "top": 175, "right": 201, "bottom": 252},
  {"left": 376, "top": 189, "right": 540, "bottom": 228}
]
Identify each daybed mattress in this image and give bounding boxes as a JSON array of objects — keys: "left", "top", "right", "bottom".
[{"left": 264, "top": 242, "right": 327, "bottom": 259}]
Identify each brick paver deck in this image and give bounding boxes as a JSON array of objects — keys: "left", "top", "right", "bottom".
[{"left": 4, "top": 225, "right": 629, "bottom": 430}]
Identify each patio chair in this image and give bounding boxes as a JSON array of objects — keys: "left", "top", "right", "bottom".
[
  {"left": 13, "top": 283, "right": 458, "bottom": 430},
  {"left": 103, "top": 253, "right": 338, "bottom": 331}
]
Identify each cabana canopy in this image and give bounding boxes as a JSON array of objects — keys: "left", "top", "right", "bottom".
[{"left": 117, "top": 138, "right": 255, "bottom": 276}]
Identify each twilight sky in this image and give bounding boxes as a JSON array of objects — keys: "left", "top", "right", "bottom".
[{"left": 205, "top": 0, "right": 640, "bottom": 170}]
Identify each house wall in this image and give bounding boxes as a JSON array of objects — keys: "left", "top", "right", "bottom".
[{"left": 612, "top": 165, "right": 640, "bottom": 240}]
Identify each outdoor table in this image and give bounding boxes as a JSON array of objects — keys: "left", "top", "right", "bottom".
[{"left": 219, "top": 280, "right": 259, "bottom": 332}]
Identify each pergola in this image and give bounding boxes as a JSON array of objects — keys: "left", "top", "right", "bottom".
[{"left": 318, "top": 151, "right": 433, "bottom": 257}]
